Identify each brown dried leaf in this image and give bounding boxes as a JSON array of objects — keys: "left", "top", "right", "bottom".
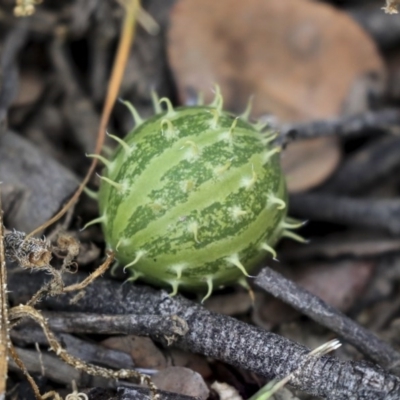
[
  {"left": 292, "top": 260, "right": 375, "bottom": 309},
  {"left": 102, "top": 335, "right": 167, "bottom": 369},
  {"left": 281, "top": 136, "right": 341, "bottom": 193},
  {"left": 168, "top": 0, "right": 385, "bottom": 122},
  {"left": 166, "top": 348, "right": 212, "bottom": 379},
  {"left": 205, "top": 291, "right": 252, "bottom": 316},
  {"left": 152, "top": 366, "right": 209, "bottom": 400}
]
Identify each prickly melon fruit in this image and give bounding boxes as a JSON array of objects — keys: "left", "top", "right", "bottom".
[{"left": 92, "top": 92, "right": 298, "bottom": 300}]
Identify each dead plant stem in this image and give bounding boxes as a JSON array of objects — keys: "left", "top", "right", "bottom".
[{"left": 27, "top": 0, "right": 141, "bottom": 238}]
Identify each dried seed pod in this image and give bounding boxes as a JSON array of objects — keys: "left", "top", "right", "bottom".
[{"left": 4, "top": 230, "right": 51, "bottom": 270}]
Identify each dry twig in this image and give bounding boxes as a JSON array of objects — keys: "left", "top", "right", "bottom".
[
  {"left": 27, "top": 0, "right": 141, "bottom": 238},
  {"left": 277, "top": 109, "right": 400, "bottom": 147},
  {"left": 254, "top": 267, "right": 400, "bottom": 370},
  {"left": 8, "top": 272, "right": 400, "bottom": 400},
  {"left": 2, "top": 227, "right": 158, "bottom": 399},
  {"left": 9, "top": 305, "right": 157, "bottom": 395},
  {"left": 289, "top": 193, "right": 400, "bottom": 235}
]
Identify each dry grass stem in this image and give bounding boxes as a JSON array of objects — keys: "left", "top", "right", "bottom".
[
  {"left": 2, "top": 222, "right": 157, "bottom": 398},
  {"left": 9, "top": 304, "right": 158, "bottom": 399},
  {"left": 26, "top": 0, "right": 142, "bottom": 239}
]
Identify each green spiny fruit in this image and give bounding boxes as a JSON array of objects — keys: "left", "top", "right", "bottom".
[{"left": 88, "top": 90, "right": 302, "bottom": 300}]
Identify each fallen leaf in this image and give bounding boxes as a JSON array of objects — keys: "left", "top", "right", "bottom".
[
  {"left": 152, "top": 366, "right": 210, "bottom": 400},
  {"left": 281, "top": 136, "right": 341, "bottom": 192},
  {"left": 293, "top": 260, "right": 375, "bottom": 308},
  {"left": 101, "top": 336, "right": 167, "bottom": 369},
  {"left": 168, "top": 0, "right": 385, "bottom": 122},
  {"left": 166, "top": 348, "right": 212, "bottom": 379},
  {"left": 205, "top": 291, "right": 252, "bottom": 316},
  {"left": 169, "top": 0, "right": 388, "bottom": 191}
]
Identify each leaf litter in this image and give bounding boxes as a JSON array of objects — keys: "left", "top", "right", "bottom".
[{"left": 2, "top": 0, "right": 400, "bottom": 398}]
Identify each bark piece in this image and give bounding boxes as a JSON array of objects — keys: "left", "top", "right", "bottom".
[{"left": 0, "top": 131, "right": 78, "bottom": 232}]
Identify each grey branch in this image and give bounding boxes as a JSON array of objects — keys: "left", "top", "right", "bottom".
[
  {"left": 41, "top": 312, "right": 189, "bottom": 341},
  {"left": 278, "top": 109, "right": 400, "bottom": 146},
  {"left": 10, "top": 348, "right": 196, "bottom": 400},
  {"left": 7, "top": 271, "right": 400, "bottom": 400},
  {"left": 321, "top": 135, "right": 400, "bottom": 195},
  {"left": 254, "top": 267, "right": 400, "bottom": 369},
  {"left": 11, "top": 325, "right": 135, "bottom": 370},
  {"left": 0, "top": 131, "right": 78, "bottom": 233},
  {"left": 289, "top": 193, "right": 400, "bottom": 235}
]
